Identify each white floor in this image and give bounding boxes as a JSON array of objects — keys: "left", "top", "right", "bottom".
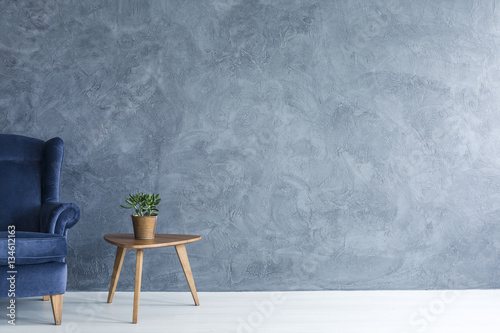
[{"left": 0, "top": 290, "right": 499, "bottom": 332}]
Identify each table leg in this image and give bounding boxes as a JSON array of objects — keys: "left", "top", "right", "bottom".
[
  {"left": 107, "top": 246, "right": 126, "bottom": 303},
  {"left": 175, "top": 244, "right": 200, "bottom": 306},
  {"left": 133, "top": 249, "right": 144, "bottom": 324}
]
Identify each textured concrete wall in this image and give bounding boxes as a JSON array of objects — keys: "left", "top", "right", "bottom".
[{"left": 2, "top": 0, "right": 500, "bottom": 291}]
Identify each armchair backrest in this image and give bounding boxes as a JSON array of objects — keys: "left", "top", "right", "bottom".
[{"left": 0, "top": 135, "right": 64, "bottom": 232}]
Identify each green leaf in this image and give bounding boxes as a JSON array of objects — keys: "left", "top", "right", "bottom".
[{"left": 121, "top": 192, "right": 162, "bottom": 216}]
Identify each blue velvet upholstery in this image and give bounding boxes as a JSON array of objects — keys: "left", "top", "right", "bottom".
[
  {"left": 0, "top": 134, "right": 80, "bottom": 301},
  {"left": 40, "top": 201, "right": 80, "bottom": 236},
  {"left": 0, "top": 231, "right": 67, "bottom": 265},
  {"left": 0, "top": 135, "right": 44, "bottom": 232},
  {"left": 0, "top": 262, "right": 67, "bottom": 298}
]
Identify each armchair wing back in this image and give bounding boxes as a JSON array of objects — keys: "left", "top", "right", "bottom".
[{"left": 0, "top": 135, "right": 79, "bottom": 234}]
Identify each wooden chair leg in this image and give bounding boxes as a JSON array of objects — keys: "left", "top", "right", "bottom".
[
  {"left": 50, "top": 294, "right": 63, "bottom": 325},
  {"left": 42, "top": 295, "right": 50, "bottom": 301},
  {"left": 107, "top": 246, "right": 126, "bottom": 303},
  {"left": 175, "top": 244, "right": 200, "bottom": 306}
]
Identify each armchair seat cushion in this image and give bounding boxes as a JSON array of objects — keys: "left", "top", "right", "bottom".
[{"left": 0, "top": 231, "right": 67, "bottom": 265}]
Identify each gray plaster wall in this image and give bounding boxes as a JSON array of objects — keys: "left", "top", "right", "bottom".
[{"left": 1, "top": 0, "right": 500, "bottom": 291}]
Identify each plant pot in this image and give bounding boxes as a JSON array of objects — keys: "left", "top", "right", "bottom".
[{"left": 132, "top": 215, "right": 157, "bottom": 240}]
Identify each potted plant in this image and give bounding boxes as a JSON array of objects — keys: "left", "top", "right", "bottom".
[{"left": 121, "top": 193, "right": 161, "bottom": 239}]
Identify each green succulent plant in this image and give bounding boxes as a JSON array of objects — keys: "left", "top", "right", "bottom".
[{"left": 121, "top": 193, "right": 161, "bottom": 216}]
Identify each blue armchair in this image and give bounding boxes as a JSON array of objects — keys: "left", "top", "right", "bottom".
[{"left": 0, "top": 134, "right": 80, "bottom": 325}]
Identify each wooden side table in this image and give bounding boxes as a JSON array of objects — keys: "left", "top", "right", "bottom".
[{"left": 104, "top": 234, "right": 201, "bottom": 324}]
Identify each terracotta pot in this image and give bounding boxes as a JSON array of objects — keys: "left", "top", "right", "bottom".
[{"left": 132, "top": 215, "right": 157, "bottom": 239}]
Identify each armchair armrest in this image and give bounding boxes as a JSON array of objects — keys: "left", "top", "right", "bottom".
[{"left": 39, "top": 201, "right": 80, "bottom": 236}]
